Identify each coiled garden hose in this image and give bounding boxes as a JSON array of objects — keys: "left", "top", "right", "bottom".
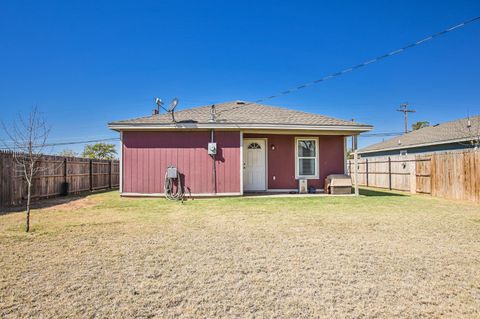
[{"left": 164, "top": 171, "right": 184, "bottom": 201}]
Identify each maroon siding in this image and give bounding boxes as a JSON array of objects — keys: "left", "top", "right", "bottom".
[
  {"left": 122, "top": 131, "right": 241, "bottom": 194},
  {"left": 244, "top": 134, "right": 345, "bottom": 189}
]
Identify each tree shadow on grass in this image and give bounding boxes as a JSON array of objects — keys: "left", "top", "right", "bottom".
[{"left": 359, "top": 188, "right": 407, "bottom": 197}]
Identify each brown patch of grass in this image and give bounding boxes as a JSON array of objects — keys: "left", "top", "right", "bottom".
[
  {"left": 38, "top": 196, "right": 98, "bottom": 212},
  {"left": 1, "top": 190, "right": 479, "bottom": 318}
]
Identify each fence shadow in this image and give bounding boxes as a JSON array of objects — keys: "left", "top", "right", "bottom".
[
  {"left": 360, "top": 188, "right": 407, "bottom": 197},
  {"left": 0, "top": 188, "right": 117, "bottom": 215}
]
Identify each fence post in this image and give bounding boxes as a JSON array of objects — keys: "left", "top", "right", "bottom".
[
  {"left": 365, "top": 159, "right": 369, "bottom": 187},
  {"left": 63, "top": 158, "right": 67, "bottom": 184},
  {"left": 89, "top": 159, "right": 93, "bottom": 191},
  {"left": 354, "top": 151, "right": 359, "bottom": 196},
  {"left": 388, "top": 157, "right": 392, "bottom": 190},
  {"left": 109, "top": 160, "right": 112, "bottom": 189}
]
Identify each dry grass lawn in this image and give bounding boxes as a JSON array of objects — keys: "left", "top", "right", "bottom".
[{"left": 1, "top": 189, "right": 479, "bottom": 318}]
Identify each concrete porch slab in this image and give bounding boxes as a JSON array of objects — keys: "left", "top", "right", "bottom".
[{"left": 242, "top": 192, "right": 355, "bottom": 198}]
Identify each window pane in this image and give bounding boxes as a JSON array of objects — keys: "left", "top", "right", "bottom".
[
  {"left": 299, "top": 159, "right": 315, "bottom": 176},
  {"left": 298, "top": 140, "right": 316, "bottom": 157},
  {"left": 248, "top": 143, "right": 261, "bottom": 149}
]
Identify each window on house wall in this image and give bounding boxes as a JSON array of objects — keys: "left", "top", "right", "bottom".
[{"left": 295, "top": 138, "right": 319, "bottom": 179}]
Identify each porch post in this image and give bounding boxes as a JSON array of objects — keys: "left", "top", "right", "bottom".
[
  {"left": 119, "top": 131, "right": 123, "bottom": 194},
  {"left": 353, "top": 150, "right": 359, "bottom": 196},
  {"left": 239, "top": 131, "right": 243, "bottom": 196}
]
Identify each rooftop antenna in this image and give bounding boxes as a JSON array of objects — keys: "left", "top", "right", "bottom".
[
  {"left": 153, "top": 97, "right": 163, "bottom": 115},
  {"left": 168, "top": 98, "right": 179, "bottom": 123},
  {"left": 467, "top": 110, "right": 472, "bottom": 128},
  {"left": 209, "top": 104, "right": 217, "bottom": 123}
]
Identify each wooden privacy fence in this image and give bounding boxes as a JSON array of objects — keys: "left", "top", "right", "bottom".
[
  {"left": 0, "top": 150, "right": 119, "bottom": 207},
  {"left": 348, "top": 149, "right": 480, "bottom": 202},
  {"left": 349, "top": 154, "right": 418, "bottom": 193}
]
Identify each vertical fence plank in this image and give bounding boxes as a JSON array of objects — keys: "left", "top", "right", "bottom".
[
  {"left": 89, "top": 159, "right": 93, "bottom": 191},
  {"left": 109, "top": 160, "right": 112, "bottom": 189},
  {"left": 388, "top": 157, "right": 392, "bottom": 190},
  {"left": 365, "top": 159, "right": 369, "bottom": 187},
  {"left": 64, "top": 158, "right": 68, "bottom": 184}
]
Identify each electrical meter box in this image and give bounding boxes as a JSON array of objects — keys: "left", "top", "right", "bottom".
[
  {"left": 167, "top": 166, "right": 178, "bottom": 178},
  {"left": 208, "top": 142, "right": 217, "bottom": 155}
]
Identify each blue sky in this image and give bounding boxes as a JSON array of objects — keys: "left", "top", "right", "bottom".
[{"left": 1, "top": 0, "right": 479, "bottom": 153}]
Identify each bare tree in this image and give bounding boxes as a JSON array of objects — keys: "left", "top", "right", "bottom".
[
  {"left": 2, "top": 107, "right": 50, "bottom": 232},
  {"left": 57, "top": 149, "right": 78, "bottom": 157}
]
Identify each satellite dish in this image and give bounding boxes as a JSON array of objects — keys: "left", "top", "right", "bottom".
[
  {"left": 151, "top": 96, "right": 178, "bottom": 122},
  {"left": 168, "top": 98, "right": 179, "bottom": 112}
]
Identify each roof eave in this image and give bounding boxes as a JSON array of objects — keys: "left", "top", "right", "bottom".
[
  {"left": 108, "top": 122, "right": 373, "bottom": 133},
  {"left": 358, "top": 136, "right": 475, "bottom": 154}
]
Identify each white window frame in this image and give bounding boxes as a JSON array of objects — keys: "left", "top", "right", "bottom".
[{"left": 295, "top": 137, "right": 319, "bottom": 179}]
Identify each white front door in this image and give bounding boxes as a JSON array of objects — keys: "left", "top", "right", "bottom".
[{"left": 243, "top": 139, "right": 266, "bottom": 191}]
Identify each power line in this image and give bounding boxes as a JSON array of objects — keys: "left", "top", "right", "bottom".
[
  {"left": 43, "top": 137, "right": 120, "bottom": 147},
  {"left": 217, "top": 15, "right": 480, "bottom": 115},
  {"left": 0, "top": 137, "right": 120, "bottom": 150}
]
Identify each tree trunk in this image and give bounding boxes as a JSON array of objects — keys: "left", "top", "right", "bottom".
[{"left": 26, "top": 182, "right": 31, "bottom": 232}]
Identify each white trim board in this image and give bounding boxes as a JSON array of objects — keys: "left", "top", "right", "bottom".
[
  {"left": 343, "top": 136, "right": 347, "bottom": 174},
  {"left": 119, "top": 131, "right": 123, "bottom": 193},
  {"left": 109, "top": 123, "right": 372, "bottom": 132},
  {"left": 239, "top": 131, "right": 244, "bottom": 196}
]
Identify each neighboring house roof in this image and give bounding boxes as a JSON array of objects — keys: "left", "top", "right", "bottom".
[
  {"left": 108, "top": 101, "right": 372, "bottom": 132},
  {"left": 358, "top": 115, "right": 480, "bottom": 154}
]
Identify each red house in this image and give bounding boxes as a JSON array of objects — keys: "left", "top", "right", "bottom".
[{"left": 108, "top": 101, "right": 372, "bottom": 196}]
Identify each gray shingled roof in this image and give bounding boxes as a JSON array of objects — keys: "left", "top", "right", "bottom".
[
  {"left": 358, "top": 115, "right": 480, "bottom": 154},
  {"left": 109, "top": 101, "right": 371, "bottom": 129}
]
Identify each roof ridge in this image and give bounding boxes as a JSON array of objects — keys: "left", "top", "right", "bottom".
[
  {"left": 109, "top": 100, "right": 373, "bottom": 128},
  {"left": 212, "top": 101, "right": 367, "bottom": 126}
]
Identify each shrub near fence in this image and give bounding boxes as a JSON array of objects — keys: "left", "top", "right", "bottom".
[
  {"left": 0, "top": 150, "right": 119, "bottom": 207},
  {"left": 348, "top": 149, "right": 480, "bottom": 202}
]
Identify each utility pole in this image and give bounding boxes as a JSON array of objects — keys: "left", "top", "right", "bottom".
[{"left": 397, "top": 103, "right": 416, "bottom": 133}]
